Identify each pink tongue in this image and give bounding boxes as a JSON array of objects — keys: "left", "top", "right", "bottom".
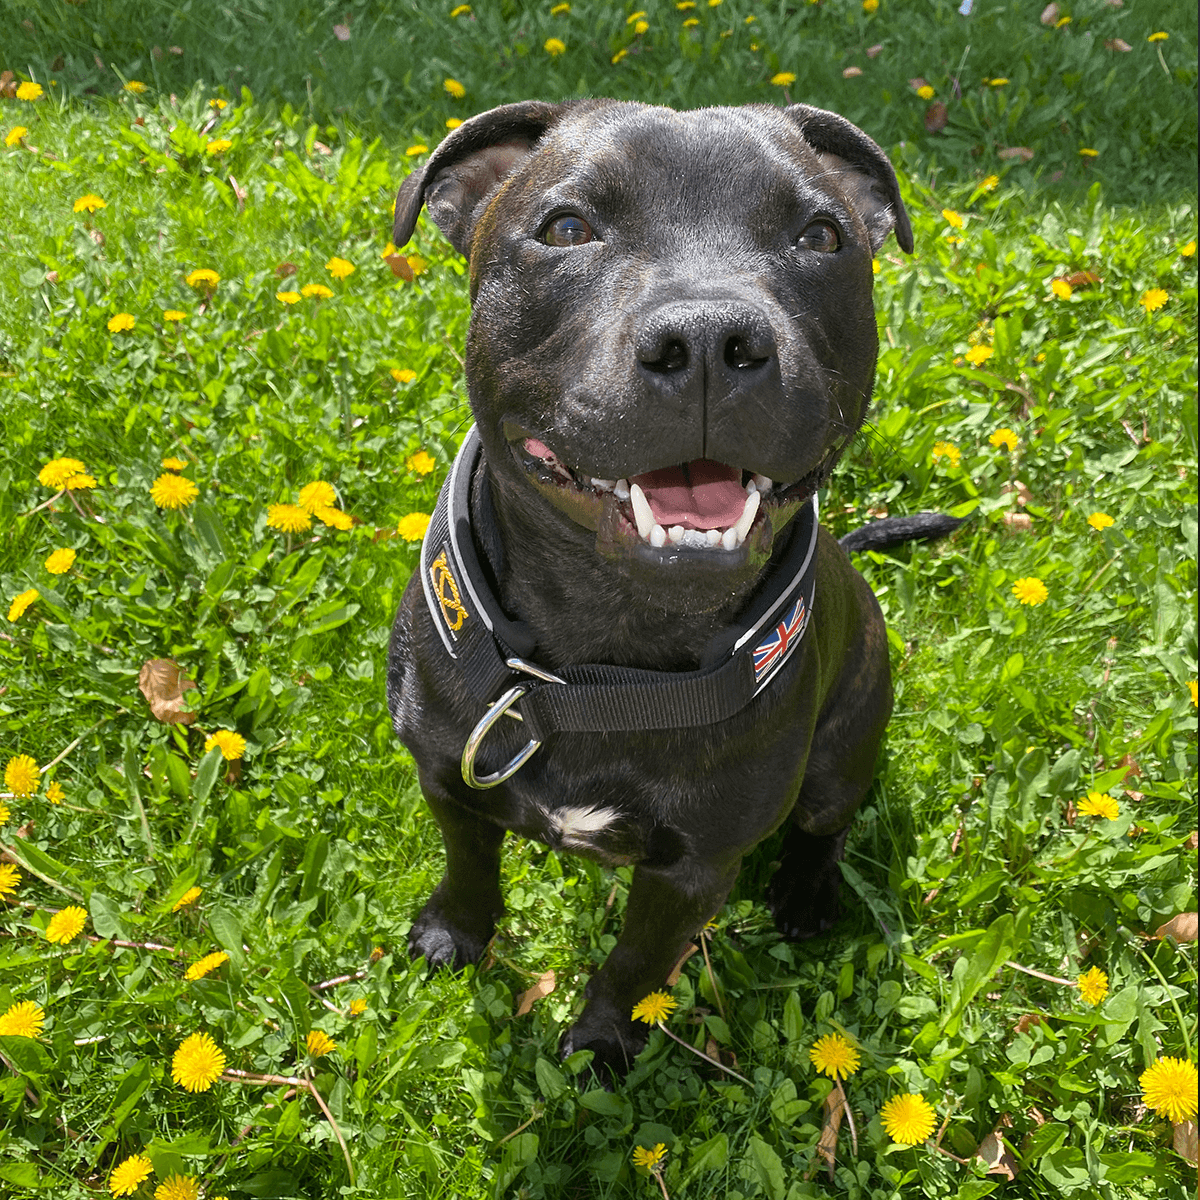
[{"left": 632, "top": 460, "right": 745, "bottom": 530}]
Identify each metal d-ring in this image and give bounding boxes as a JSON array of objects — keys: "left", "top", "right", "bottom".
[{"left": 460, "top": 657, "right": 567, "bottom": 789}]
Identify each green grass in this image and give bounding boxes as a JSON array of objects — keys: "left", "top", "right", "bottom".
[{"left": 0, "top": 2, "right": 1196, "bottom": 1197}]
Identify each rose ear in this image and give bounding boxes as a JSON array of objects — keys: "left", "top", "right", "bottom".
[
  {"left": 393, "top": 100, "right": 568, "bottom": 258},
  {"left": 783, "top": 103, "right": 913, "bottom": 254}
]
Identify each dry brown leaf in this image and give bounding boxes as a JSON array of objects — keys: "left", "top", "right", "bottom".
[
  {"left": 666, "top": 942, "right": 698, "bottom": 986},
  {"left": 866, "top": 43, "right": 883, "bottom": 58},
  {"left": 703, "top": 1035, "right": 741, "bottom": 1072},
  {"left": 332, "top": 22, "right": 351, "bottom": 40},
  {"left": 908, "top": 77, "right": 928, "bottom": 91},
  {"left": 998, "top": 147, "right": 1035, "bottom": 162},
  {"left": 1155, "top": 913, "right": 1198, "bottom": 943},
  {"left": 385, "top": 254, "right": 415, "bottom": 281},
  {"left": 1173, "top": 1120, "right": 1198, "bottom": 1165},
  {"left": 1105, "top": 37, "right": 1132, "bottom": 51},
  {"left": 1062, "top": 271, "right": 1101, "bottom": 288},
  {"left": 1002, "top": 512, "right": 1034, "bottom": 532},
  {"left": 275, "top": 262, "right": 298, "bottom": 278},
  {"left": 1014, "top": 1013, "right": 1046, "bottom": 1034},
  {"left": 138, "top": 658, "right": 198, "bottom": 725},
  {"left": 1002, "top": 480, "right": 1033, "bottom": 506},
  {"left": 1040, "top": 2, "right": 1060, "bottom": 24},
  {"left": 514, "top": 969, "right": 556, "bottom": 1016},
  {"left": 843, "top": 66, "right": 863, "bottom": 78},
  {"left": 816, "top": 1087, "right": 845, "bottom": 1181},
  {"left": 976, "top": 1128, "right": 1019, "bottom": 1179},
  {"left": 0, "top": 71, "right": 16, "bottom": 99},
  {"left": 925, "top": 102, "right": 949, "bottom": 133},
  {"left": 1186, "top": 831, "right": 1198, "bottom": 851}
]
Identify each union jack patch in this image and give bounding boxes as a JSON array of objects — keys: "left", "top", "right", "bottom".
[{"left": 752, "top": 595, "right": 810, "bottom": 685}]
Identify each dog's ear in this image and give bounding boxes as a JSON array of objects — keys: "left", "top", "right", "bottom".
[
  {"left": 783, "top": 104, "right": 913, "bottom": 254},
  {"left": 394, "top": 101, "right": 568, "bottom": 258}
]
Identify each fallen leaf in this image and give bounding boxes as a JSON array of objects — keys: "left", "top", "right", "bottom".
[
  {"left": 998, "top": 146, "right": 1035, "bottom": 162},
  {"left": 704, "top": 1035, "right": 741, "bottom": 1072},
  {"left": 228, "top": 174, "right": 247, "bottom": 211},
  {"left": 810, "top": 1087, "right": 845, "bottom": 1181},
  {"left": 977, "top": 1125, "right": 1019, "bottom": 1179},
  {"left": 275, "top": 262, "right": 298, "bottom": 278},
  {"left": 1173, "top": 1120, "right": 1198, "bottom": 1165},
  {"left": 332, "top": 22, "right": 351, "bottom": 40},
  {"left": 925, "top": 102, "right": 948, "bottom": 132},
  {"left": 842, "top": 66, "right": 863, "bottom": 78},
  {"left": 514, "top": 969, "right": 556, "bottom": 1016},
  {"left": 1186, "top": 831, "right": 1198, "bottom": 851},
  {"left": 909, "top": 77, "right": 928, "bottom": 91},
  {"left": 1062, "top": 271, "right": 1101, "bottom": 288},
  {"left": 1124, "top": 788, "right": 1145, "bottom": 803},
  {"left": 1027, "top": 1105, "right": 1048, "bottom": 1126},
  {"left": 1002, "top": 512, "right": 1034, "bottom": 532},
  {"left": 138, "top": 658, "right": 199, "bottom": 725},
  {"left": 1014, "top": 1013, "right": 1046, "bottom": 1033},
  {"left": 1040, "top": 2, "right": 1060, "bottom": 24},
  {"left": 0, "top": 71, "right": 16, "bottom": 99},
  {"left": 170, "top": 46, "right": 184, "bottom": 55},
  {"left": 1105, "top": 37, "right": 1133, "bottom": 51},
  {"left": 666, "top": 942, "right": 698, "bottom": 986},
  {"left": 152, "top": 45, "right": 164, "bottom": 61},
  {"left": 312, "top": 140, "right": 332, "bottom": 155},
  {"left": 1155, "top": 913, "right": 1198, "bottom": 943},
  {"left": 866, "top": 43, "right": 883, "bottom": 57},
  {"left": 1118, "top": 753, "right": 1142, "bottom": 780},
  {"left": 44, "top": 271, "right": 58, "bottom": 284},
  {"left": 385, "top": 254, "right": 415, "bottom": 281}
]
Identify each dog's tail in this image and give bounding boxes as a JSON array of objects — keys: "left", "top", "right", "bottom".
[{"left": 838, "top": 512, "right": 966, "bottom": 554}]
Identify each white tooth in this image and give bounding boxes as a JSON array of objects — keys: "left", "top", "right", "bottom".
[
  {"left": 613, "top": 479, "right": 630, "bottom": 501},
  {"left": 681, "top": 529, "right": 707, "bottom": 548},
  {"left": 630, "top": 483, "right": 654, "bottom": 539},
  {"left": 669, "top": 525, "right": 685, "bottom": 544},
  {"left": 650, "top": 524, "right": 667, "bottom": 547},
  {"left": 591, "top": 478, "right": 615, "bottom": 492},
  {"left": 734, "top": 490, "right": 760, "bottom": 545},
  {"left": 753, "top": 474, "right": 772, "bottom": 492},
  {"left": 706, "top": 529, "right": 722, "bottom": 546},
  {"left": 721, "top": 527, "right": 738, "bottom": 550},
  {"left": 746, "top": 479, "right": 757, "bottom": 495}
]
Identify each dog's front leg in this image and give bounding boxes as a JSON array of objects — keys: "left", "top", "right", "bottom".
[
  {"left": 560, "top": 855, "right": 739, "bottom": 1082},
  {"left": 408, "top": 788, "right": 506, "bottom": 971}
]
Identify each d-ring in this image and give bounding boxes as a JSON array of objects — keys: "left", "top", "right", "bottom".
[{"left": 461, "top": 685, "right": 540, "bottom": 789}]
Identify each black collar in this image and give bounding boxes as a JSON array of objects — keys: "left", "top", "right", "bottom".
[{"left": 420, "top": 427, "right": 819, "bottom": 786}]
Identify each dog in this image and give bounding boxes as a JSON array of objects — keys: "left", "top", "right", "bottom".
[{"left": 387, "top": 99, "right": 957, "bottom": 1080}]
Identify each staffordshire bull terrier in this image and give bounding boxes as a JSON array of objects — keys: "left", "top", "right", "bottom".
[{"left": 387, "top": 99, "right": 955, "bottom": 1080}]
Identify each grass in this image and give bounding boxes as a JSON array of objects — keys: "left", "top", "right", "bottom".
[{"left": 0, "top": 1, "right": 1196, "bottom": 1197}]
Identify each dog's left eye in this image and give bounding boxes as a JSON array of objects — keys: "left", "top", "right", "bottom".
[
  {"left": 797, "top": 221, "right": 840, "bottom": 253},
  {"left": 543, "top": 214, "right": 593, "bottom": 247}
]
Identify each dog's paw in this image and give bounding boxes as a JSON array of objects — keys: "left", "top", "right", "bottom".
[
  {"left": 408, "top": 903, "right": 492, "bottom": 972},
  {"left": 766, "top": 872, "right": 840, "bottom": 941},
  {"left": 559, "top": 1016, "right": 648, "bottom": 1088}
]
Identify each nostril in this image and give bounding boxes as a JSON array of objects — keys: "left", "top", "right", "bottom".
[
  {"left": 643, "top": 337, "right": 689, "bottom": 374},
  {"left": 724, "top": 335, "right": 768, "bottom": 371}
]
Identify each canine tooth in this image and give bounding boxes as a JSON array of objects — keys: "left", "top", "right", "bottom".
[
  {"left": 734, "top": 490, "right": 760, "bottom": 545},
  {"left": 669, "top": 525, "right": 685, "bottom": 544},
  {"left": 650, "top": 524, "right": 667, "bottom": 548},
  {"left": 591, "top": 478, "right": 616, "bottom": 491},
  {"left": 721, "top": 527, "right": 738, "bottom": 550},
  {"left": 613, "top": 479, "right": 630, "bottom": 501},
  {"left": 706, "top": 529, "right": 722, "bottom": 546},
  {"left": 753, "top": 474, "right": 772, "bottom": 492},
  {"left": 630, "top": 483, "right": 654, "bottom": 539}
]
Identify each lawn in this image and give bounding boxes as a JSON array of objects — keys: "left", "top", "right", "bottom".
[{"left": 0, "top": 2, "right": 1196, "bottom": 1198}]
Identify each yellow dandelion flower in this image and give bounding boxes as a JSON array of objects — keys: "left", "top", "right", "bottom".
[
  {"left": 631, "top": 991, "right": 678, "bottom": 1024},
  {"left": 1147, "top": 31, "right": 1169, "bottom": 42},
  {"left": 396, "top": 512, "right": 431, "bottom": 541},
  {"left": 544, "top": 37, "right": 566, "bottom": 55},
  {"left": 74, "top": 193, "right": 107, "bottom": 213},
  {"left": 124, "top": 80, "right": 148, "bottom": 93},
  {"left": 879, "top": 1093, "right": 936, "bottom": 1145},
  {"left": 206, "top": 138, "right": 232, "bottom": 154},
  {"left": 150, "top": 473, "right": 199, "bottom": 509},
  {"left": 161, "top": 456, "right": 188, "bottom": 470},
  {"left": 964, "top": 345, "right": 994, "bottom": 366},
  {"left": 1077, "top": 966, "right": 1109, "bottom": 1006},
  {"left": 154, "top": 1174, "right": 200, "bottom": 1200},
  {"left": 770, "top": 72, "right": 797, "bottom": 86},
  {"left": 989, "top": 428, "right": 1018, "bottom": 451},
  {"left": 44, "top": 547, "right": 77, "bottom": 574},
  {"left": 632, "top": 1143, "right": 668, "bottom": 1169},
  {"left": 7, "top": 589, "right": 39, "bottom": 622},
  {"left": 405, "top": 143, "right": 428, "bottom": 157},
  {"left": 1078, "top": 790, "right": 1119, "bottom": 820},
  {"left": 45, "top": 781, "right": 64, "bottom": 804},
  {"left": 1139, "top": 288, "right": 1168, "bottom": 313},
  {"left": 980, "top": 174, "right": 1000, "bottom": 190},
  {"left": 1086, "top": 511, "right": 1113, "bottom": 530},
  {"left": 0, "top": 1000, "right": 42, "bottom": 1038},
  {"left": 266, "top": 503, "right": 312, "bottom": 533},
  {"left": 163, "top": 309, "right": 187, "bottom": 322},
  {"left": 1140, "top": 1057, "right": 1197, "bottom": 1124},
  {"left": 809, "top": 1032, "right": 861, "bottom": 1079},
  {"left": 917, "top": 85, "right": 935, "bottom": 100},
  {"left": 942, "top": 208, "right": 963, "bottom": 229},
  {"left": 677, "top": 1, "right": 696, "bottom": 8},
  {"left": 210, "top": 98, "right": 228, "bottom": 109},
  {"left": 349, "top": 998, "right": 367, "bottom": 1016},
  {"left": 445, "top": 117, "right": 462, "bottom": 129},
  {"left": 450, "top": 4, "right": 472, "bottom": 15},
  {"left": 276, "top": 290, "right": 301, "bottom": 304},
  {"left": 45, "top": 905, "right": 88, "bottom": 945},
  {"left": 65, "top": 472, "right": 97, "bottom": 490},
  {"left": 185, "top": 268, "right": 219, "bottom": 290},
  {"left": 0, "top": 863, "right": 20, "bottom": 897},
  {"left": 185, "top": 950, "right": 230, "bottom": 981},
  {"left": 551, "top": 1, "right": 570, "bottom": 12},
  {"left": 989, "top": 77, "right": 1009, "bottom": 85},
  {"left": 108, "top": 1154, "right": 154, "bottom": 1197},
  {"left": 1011, "top": 576, "right": 1048, "bottom": 606},
  {"left": 172, "top": 1031, "right": 227, "bottom": 1092},
  {"left": 38, "top": 457, "right": 86, "bottom": 488},
  {"left": 407, "top": 254, "right": 429, "bottom": 275},
  {"left": 108, "top": 313, "right": 136, "bottom": 333},
  {"left": 325, "top": 257, "right": 355, "bottom": 280},
  {"left": 444, "top": 78, "right": 466, "bottom": 99},
  {"left": 872, "top": 258, "right": 881, "bottom": 274},
  {"left": 406, "top": 450, "right": 437, "bottom": 475},
  {"left": 931, "top": 440, "right": 961, "bottom": 467},
  {"left": 633, "top": 19, "right": 649, "bottom": 33},
  {"left": 5, "top": 754, "right": 40, "bottom": 796},
  {"left": 172, "top": 886, "right": 202, "bottom": 912},
  {"left": 204, "top": 730, "right": 246, "bottom": 761},
  {"left": 1078, "top": 147, "right": 1099, "bottom": 157},
  {"left": 1054, "top": 14, "right": 1071, "bottom": 25},
  {"left": 298, "top": 481, "right": 336, "bottom": 512},
  {"left": 1188, "top": 680, "right": 1198, "bottom": 707},
  {"left": 1051, "top": 278, "right": 1073, "bottom": 299},
  {"left": 306, "top": 1029, "right": 336, "bottom": 1057},
  {"left": 5, "top": 125, "right": 29, "bottom": 147},
  {"left": 17, "top": 82, "right": 44, "bottom": 102},
  {"left": 0, "top": 801, "right": 9, "bottom": 825},
  {"left": 612, "top": 49, "right": 628, "bottom": 64},
  {"left": 301, "top": 283, "right": 334, "bottom": 299},
  {"left": 863, "top": 0, "right": 879, "bottom": 12},
  {"left": 315, "top": 505, "right": 352, "bottom": 530},
  {"left": 1180, "top": 240, "right": 1196, "bottom": 257}
]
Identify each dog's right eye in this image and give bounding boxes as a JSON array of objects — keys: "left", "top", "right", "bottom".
[{"left": 542, "top": 214, "right": 593, "bottom": 247}]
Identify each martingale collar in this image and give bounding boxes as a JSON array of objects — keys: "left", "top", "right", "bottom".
[{"left": 420, "top": 427, "right": 819, "bottom": 787}]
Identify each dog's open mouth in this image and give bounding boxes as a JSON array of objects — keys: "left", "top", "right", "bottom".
[{"left": 510, "top": 434, "right": 815, "bottom": 564}]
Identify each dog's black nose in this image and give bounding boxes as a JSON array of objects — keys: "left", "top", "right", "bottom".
[{"left": 636, "top": 301, "right": 776, "bottom": 380}]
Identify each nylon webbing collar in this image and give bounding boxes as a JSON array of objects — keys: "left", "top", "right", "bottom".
[{"left": 420, "top": 427, "right": 818, "bottom": 769}]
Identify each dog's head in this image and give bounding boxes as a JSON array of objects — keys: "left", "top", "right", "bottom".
[{"left": 395, "top": 100, "right": 910, "bottom": 606}]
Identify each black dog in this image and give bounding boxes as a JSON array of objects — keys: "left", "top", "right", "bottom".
[{"left": 388, "top": 99, "right": 955, "bottom": 1079}]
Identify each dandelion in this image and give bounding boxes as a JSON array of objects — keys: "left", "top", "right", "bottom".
[
  {"left": 1011, "top": 576, "right": 1048, "bottom": 606},
  {"left": 633, "top": 19, "right": 649, "bottom": 33},
  {"left": 185, "top": 268, "right": 219, "bottom": 290},
  {"left": 298, "top": 481, "right": 336, "bottom": 512},
  {"left": 325, "top": 257, "right": 355, "bottom": 280},
  {"left": 931, "top": 441, "right": 961, "bottom": 467},
  {"left": 677, "top": 1, "right": 696, "bottom": 8},
  {"left": 5, "top": 125, "right": 29, "bottom": 147},
  {"left": 315, "top": 505, "right": 352, "bottom": 530},
  {"left": 917, "top": 85, "right": 935, "bottom": 100},
  {"left": 161, "top": 456, "right": 188, "bottom": 470},
  {"left": 108, "top": 313, "right": 136, "bottom": 333},
  {"left": 396, "top": 512, "right": 431, "bottom": 541},
  {"left": 446, "top": 117, "right": 462, "bottom": 129},
  {"left": 210, "top": 98, "right": 228, "bottom": 109},
  {"left": 1189, "top": 680, "right": 1198, "bottom": 707},
  {"left": 450, "top": 3, "right": 472, "bottom": 15},
  {"left": 44, "top": 548, "right": 76, "bottom": 574},
  {"left": 989, "top": 77, "right": 1009, "bottom": 85},
  {"left": 306, "top": 1029, "right": 336, "bottom": 1057},
  {"left": 0, "top": 1000, "right": 42, "bottom": 1038},
  {"left": 980, "top": 174, "right": 1000, "bottom": 190},
  {"left": 1180, "top": 240, "right": 1196, "bottom": 257},
  {"left": 444, "top": 78, "right": 466, "bottom": 99},
  {"left": 552, "top": 1, "right": 570, "bottom": 12},
  {"left": 349, "top": 998, "right": 367, "bottom": 1016},
  {"left": 0, "top": 863, "right": 20, "bottom": 897},
  {"left": 407, "top": 254, "right": 429, "bottom": 275},
  {"left": 394, "top": 368, "right": 420, "bottom": 384},
  {"left": 108, "top": 1154, "right": 154, "bottom": 1197},
  {"left": 39, "top": 457, "right": 86, "bottom": 488},
  {"left": 942, "top": 209, "right": 963, "bottom": 229},
  {"left": 964, "top": 345, "right": 994, "bottom": 366},
  {"left": 1077, "top": 966, "right": 1109, "bottom": 1006},
  {"left": 632, "top": 1143, "right": 668, "bottom": 1169},
  {"left": 989, "top": 428, "right": 1018, "bottom": 451},
  {"left": 74, "top": 193, "right": 107, "bottom": 213},
  {"left": 45, "top": 781, "right": 64, "bottom": 804},
  {"left": 809, "top": 1032, "right": 861, "bottom": 1079},
  {"left": 770, "top": 72, "right": 796, "bottom": 86},
  {"left": 172, "top": 1031, "right": 227, "bottom": 1092},
  {"left": 544, "top": 37, "right": 566, "bottom": 55},
  {"left": 266, "top": 503, "right": 311, "bottom": 534},
  {"left": 1078, "top": 148, "right": 1099, "bottom": 157},
  {"left": 880, "top": 1093, "right": 937, "bottom": 1145},
  {"left": 206, "top": 138, "right": 232, "bottom": 154},
  {"left": 1086, "top": 512, "right": 1113, "bottom": 530},
  {"left": 301, "top": 283, "right": 333, "bottom": 299},
  {"left": 1139, "top": 288, "right": 1168, "bottom": 313},
  {"left": 124, "top": 80, "right": 148, "bottom": 94},
  {"left": 5, "top": 754, "right": 40, "bottom": 797},
  {"left": 45, "top": 905, "right": 88, "bottom": 944},
  {"left": 154, "top": 1174, "right": 200, "bottom": 1200},
  {"left": 611, "top": 49, "right": 628, "bottom": 64},
  {"left": 1078, "top": 790, "right": 1119, "bottom": 820},
  {"left": 631, "top": 991, "right": 678, "bottom": 1024},
  {"left": 863, "top": 0, "right": 879, "bottom": 11},
  {"left": 204, "top": 730, "right": 246, "bottom": 760},
  {"left": 17, "top": 82, "right": 44, "bottom": 102},
  {"left": 7, "top": 589, "right": 39, "bottom": 622},
  {"left": 1140, "top": 1057, "right": 1197, "bottom": 1123},
  {"left": 405, "top": 144, "right": 428, "bottom": 157},
  {"left": 150, "top": 473, "right": 199, "bottom": 509},
  {"left": 1051, "top": 279, "right": 1073, "bottom": 299},
  {"left": 407, "top": 450, "right": 437, "bottom": 475},
  {"left": 172, "top": 886, "right": 202, "bottom": 912},
  {"left": 1147, "top": 31, "right": 1169, "bottom": 42},
  {"left": 0, "top": 801, "right": 8, "bottom": 825},
  {"left": 163, "top": 310, "right": 187, "bottom": 323},
  {"left": 185, "top": 951, "right": 230, "bottom": 981}
]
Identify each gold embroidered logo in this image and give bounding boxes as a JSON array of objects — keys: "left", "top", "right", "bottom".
[{"left": 430, "top": 549, "right": 468, "bottom": 632}]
